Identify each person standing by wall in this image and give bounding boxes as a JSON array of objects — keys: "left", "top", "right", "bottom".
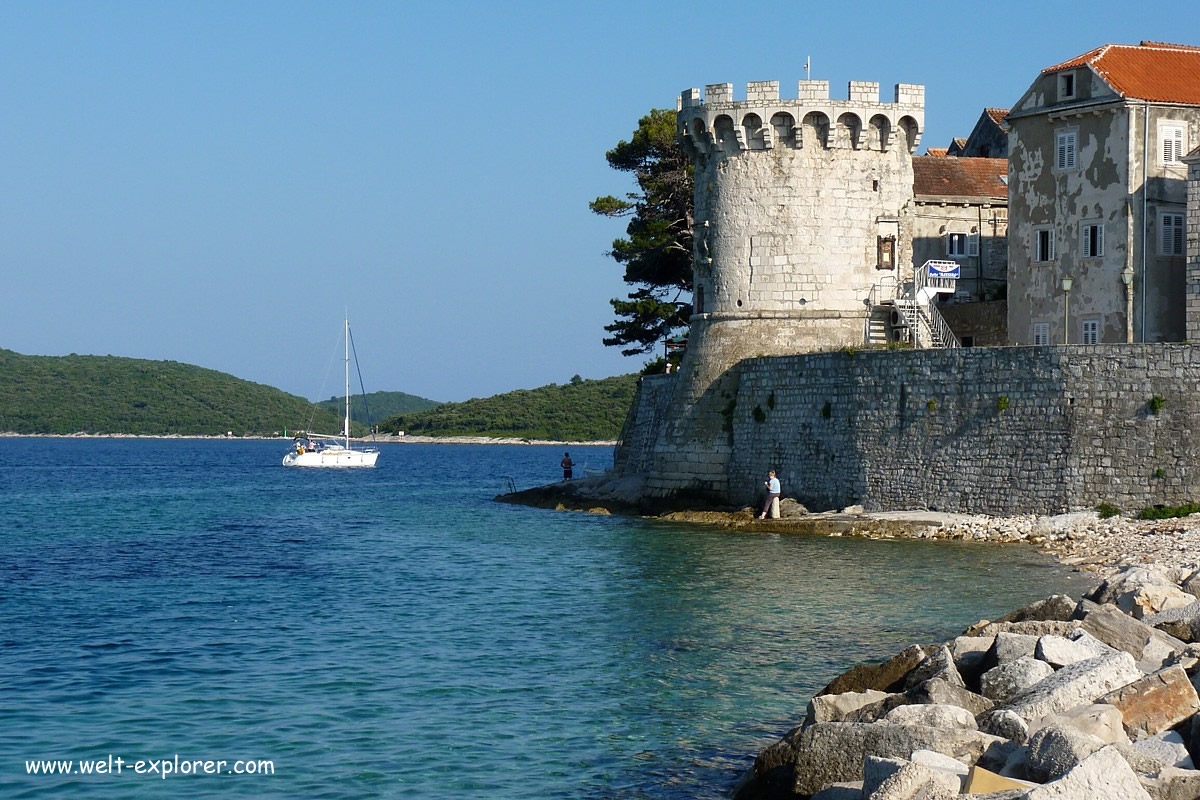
[
  {"left": 561, "top": 452, "right": 575, "bottom": 480},
  {"left": 759, "top": 470, "right": 780, "bottom": 519}
]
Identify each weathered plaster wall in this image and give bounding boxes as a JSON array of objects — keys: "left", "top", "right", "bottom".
[
  {"left": 1007, "top": 105, "right": 1131, "bottom": 344},
  {"left": 615, "top": 344, "right": 1200, "bottom": 516},
  {"left": 1007, "top": 72, "right": 1200, "bottom": 345}
]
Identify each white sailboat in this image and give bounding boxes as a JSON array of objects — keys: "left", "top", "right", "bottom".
[{"left": 282, "top": 317, "right": 380, "bottom": 468}]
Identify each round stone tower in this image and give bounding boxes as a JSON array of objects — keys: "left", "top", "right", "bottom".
[
  {"left": 679, "top": 78, "right": 924, "bottom": 361},
  {"left": 632, "top": 79, "right": 925, "bottom": 500}
]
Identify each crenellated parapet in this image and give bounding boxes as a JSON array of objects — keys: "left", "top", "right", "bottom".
[{"left": 677, "top": 80, "right": 924, "bottom": 155}]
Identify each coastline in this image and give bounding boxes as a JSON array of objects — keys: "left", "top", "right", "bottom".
[{"left": 500, "top": 479, "right": 1200, "bottom": 798}]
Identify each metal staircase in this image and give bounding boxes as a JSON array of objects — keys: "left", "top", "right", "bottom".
[{"left": 868, "top": 261, "right": 961, "bottom": 349}]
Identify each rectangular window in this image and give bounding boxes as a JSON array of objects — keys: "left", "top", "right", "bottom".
[
  {"left": 1160, "top": 123, "right": 1186, "bottom": 165},
  {"left": 1055, "top": 129, "right": 1077, "bottom": 170},
  {"left": 947, "top": 233, "right": 968, "bottom": 257},
  {"left": 1081, "top": 319, "right": 1100, "bottom": 345},
  {"left": 1081, "top": 223, "right": 1103, "bottom": 258},
  {"left": 1161, "top": 213, "right": 1185, "bottom": 256},
  {"left": 1058, "top": 72, "right": 1075, "bottom": 101},
  {"left": 1034, "top": 228, "right": 1054, "bottom": 263},
  {"left": 1033, "top": 322, "right": 1050, "bottom": 346}
]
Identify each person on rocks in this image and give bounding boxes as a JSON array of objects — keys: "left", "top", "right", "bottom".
[
  {"left": 560, "top": 452, "right": 575, "bottom": 481},
  {"left": 759, "top": 470, "right": 780, "bottom": 519}
]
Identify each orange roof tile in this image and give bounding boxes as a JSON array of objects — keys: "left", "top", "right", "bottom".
[
  {"left": 913, "top": 156, "right": 1008, "bottom": 199},
  {"left": 926, "top": 148, "right": 949, "bottom": 158},
  {"left": 1041, "top": 42, "right": 1200, "bottom": 105},
  {"left": 984, "top": 108, "right": 1010, "bottom": 128}
]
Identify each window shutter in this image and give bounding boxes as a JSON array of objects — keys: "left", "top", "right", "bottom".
[
  {"left": 968, "top": 233, "right": 979, "bottom": 257},
  {"left": 1057, "top": 135, "right": 1066, "bottom": 170},
  {"left": 1174, "top": 217, "right": 1184, "bottom": 256},
  {"left": 1080, "top": 225, "right": 1089, "bottom": 257},
  {"left": 1046, "top": 230, "right": 1054, "bottom": 261},
  {"left": 1096, "top": 224, "right": 1104, "bottom": 257},
  {"left": 945, "top": 234, "right": 951, "bottom": 256}
]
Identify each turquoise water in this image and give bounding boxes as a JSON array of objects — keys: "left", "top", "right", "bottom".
[{"left": 0, "top": 439, "right": 1091, "bottom": 798}]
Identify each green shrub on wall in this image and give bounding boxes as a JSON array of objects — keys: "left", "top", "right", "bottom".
[
  {"left": 1149, "top": 395, "right": 1165, "bottom": 415},
  {"left": 996, "top": 395, "right": 1010, "bottom": 412}
]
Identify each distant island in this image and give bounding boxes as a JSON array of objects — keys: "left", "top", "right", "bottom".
[
  {"left": 378, "top": 374, "right": 638, "bottom": 442},
  {"left": 315, "top": 390, "right": 440, "bottom": 422},
  {"left": 0, "top": 349, "right": 636, "bottom": 442}
]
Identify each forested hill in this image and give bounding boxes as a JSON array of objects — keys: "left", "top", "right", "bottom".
[
  {"left": 378, "top": 374, "right": 639, "bottom": 442},
  {"left": 316, "top": 390, "right": 440, "bottom": 423},
  {"left": 0, "top": 349, "right": 345, "bottom": 436}
]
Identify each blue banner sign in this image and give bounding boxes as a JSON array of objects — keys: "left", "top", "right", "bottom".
[{"left": 928, "top": 261, "right": 961, "bottom": 280}]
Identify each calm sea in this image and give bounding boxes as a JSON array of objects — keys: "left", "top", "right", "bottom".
[{"left": 0, "top": 439, "right": 1091, "bottom": 798}]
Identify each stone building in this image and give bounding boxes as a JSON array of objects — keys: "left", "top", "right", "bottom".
[
  {"left": 1006, "top": 41, "right": 1200, "bottom": 346},
  {"left": 960, "top": 108, "right": 1009, "bottom": 159},
  {"left": 909, "top": 156, "right": 1008, "bottom": 302}
]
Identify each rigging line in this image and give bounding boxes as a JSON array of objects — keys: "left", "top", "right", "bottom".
[
  {"left": 305, "top": 325, "right": 345, "bottom": 433},
  {"left": 347, "top": 322, "right": 375, "bottom": 440}
]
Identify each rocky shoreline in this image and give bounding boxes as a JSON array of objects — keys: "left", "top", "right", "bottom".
[{"left": 497, "top": 479, "right": 1200, "bottom": 798}]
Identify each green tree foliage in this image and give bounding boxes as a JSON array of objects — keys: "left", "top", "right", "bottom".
[
  {"left": 316, "top": 391, "right": 441, "bottom": 424},
  {"left": 0, "top": 349, "right": 346, "bottom": 436},
  {"left": 590, "top": 108, "right": 694, "bottom": 355},
  {"left": 378, "top": 374, "right": 639, "bottom": 441}
]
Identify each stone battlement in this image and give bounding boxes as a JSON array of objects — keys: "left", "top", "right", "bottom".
[
  {"left": 678, "top": 79, "right": 924, "bottom": 156},
  {"left": 677, "top": 80, "right": 925, "bottom": 110}
]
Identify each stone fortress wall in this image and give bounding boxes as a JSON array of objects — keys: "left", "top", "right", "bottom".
[
  {"left": 618, "top": 344, "right": 1200, "bottom": 515},
  {"left": 612, "top": 77, "right": 1200, "bottom": 515}
]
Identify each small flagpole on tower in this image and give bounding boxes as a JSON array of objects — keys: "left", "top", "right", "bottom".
[{"left": 804, "top": 56, "right": 811, "bottom": 80}]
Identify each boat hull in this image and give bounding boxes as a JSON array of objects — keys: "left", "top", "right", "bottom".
[{"left": 282, "top": 448, "right": 379, "bottom": 468}]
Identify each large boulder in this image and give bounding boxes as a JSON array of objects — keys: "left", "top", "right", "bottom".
[
  {"left": 1121, "top": 583, "right": 1198, "bottom": 620},
  {"left": 1036, "top": 634, "right": 1109, "bottom": 668},
  {"left": 1073, "top": 600, "right": 1187, "bottom": 673},
  {"left": 1130, "top": 730, "right": 1195, "bottom": 770},
  {"left": 1031, "top": 703, "right": 1129, "bottom": 745},
  {"left": 1087, "top": 565, "right": 1191, "bottom": 605},
  {"left": 965, "top": 595, "right": 1078, "bottom": 635},
  {"left": 1025, "top": 723, "right": 1106, "bottom": 782},
  {"left": 969, "top": 620, "right": 1082, "bottom": 638},
  {"left": 844, "top": 678, "right": 993, "bottom": 724},
  {"left": 1144, "top": 600, "right": 1200, "bottom": 643},
  {"left": 1097, "top": 665, "right": 1200, "bottom": 740},
  {"left": 818, "top": 645, "right": 926, "bottom": 696},
  {"left": 786, "top": 722, "right": 1012, "bottom": 796},
  {"left": 991, "top": 632, "right": 1040, "bottom": 665},
  {"left": 806, "top": 689, "right": 891, "bottom": 727},
  {"left": 903, "top": 645, "right": 965, "bottom": 690},
  {"left": 1138, "top": 766, "right": 1200, "bottom": 800},
  {"left": 979, "top": 709, "right": 1031, "bottom": 745},
  {"left": 867, "top": 761, "right": 960, "bottom": 799},
  {"left": 980, "top": 657, "right": 1056, "bottom": 704},
  {"left": 1023, "top": 745, "right": 1153, "bottom": 799},
  {"left": 950, "top": 635, "right": 995, "bottom": 685},
  {"left": 1001, "top": 651, "right": 1143, "bottom": 726},
  {"left": 884, "top": 703, "right": 977, "bottom": 730}
]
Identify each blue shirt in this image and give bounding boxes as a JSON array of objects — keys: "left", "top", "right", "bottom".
[{"left": 767, "top": 477, "right": 780, "bottom": 494}]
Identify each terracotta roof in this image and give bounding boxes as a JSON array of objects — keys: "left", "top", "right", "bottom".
[
  {"left": 925, "top": 148, "right": 949, "bottom": 158},
  {"left": 951, "top": 137, "right": 967, "bottom": 148},
  {"left": 1041, "top": 41, "right": 1200, "bottom": 105},
  {"left": 984, "top": 108, "right": 1010, "bottom": 128},
  {"left": 913, "top": 156, "right": 1008, "bottom": 199}
]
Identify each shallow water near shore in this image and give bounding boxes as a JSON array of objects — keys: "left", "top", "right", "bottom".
[{"left": 0, "top": 439, "right": 1093, "bottom": 798}]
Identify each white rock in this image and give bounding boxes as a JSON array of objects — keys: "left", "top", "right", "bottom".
[
  {"left": 884, "top": 703, "right": 977, "bottom": 730},
  {"left": 1024, "top": 745, "right": 1152, "bottom": 799},
  {"left": 1003, "top": 652, "right": 1143, "bottom": 726}
]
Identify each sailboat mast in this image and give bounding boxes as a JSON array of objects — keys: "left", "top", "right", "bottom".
[{"left": 344, "top": 316, "right": 351, "bottom": 447}]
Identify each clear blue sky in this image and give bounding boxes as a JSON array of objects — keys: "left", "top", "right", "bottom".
[{"left": 3, "top": 1, "right": 1196, "bottom": 402}]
